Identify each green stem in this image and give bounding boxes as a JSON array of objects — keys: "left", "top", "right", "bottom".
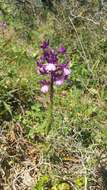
[
  {"left": 47, "top": 74, "right": 54, "bottom": 134},
  {"left": 50, "top": 75, "right": 53, "bottom": 120}
]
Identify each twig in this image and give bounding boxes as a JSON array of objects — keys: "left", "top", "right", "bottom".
[{"left": 68, "top": 16, "right": 87, "bottom": 62}]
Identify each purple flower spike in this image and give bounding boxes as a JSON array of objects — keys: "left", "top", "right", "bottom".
[
  {"left": 40, "top": 40, "right": 49, "bottom": 49},
  {"left": 35, "top": 40, "right": 73, "bottom": 134},
  {"left": 36, "top": 40, "right": 72, "bottom": 93},
  {"left": 58, "top": 45, "right": 66, "bottom": 54}
]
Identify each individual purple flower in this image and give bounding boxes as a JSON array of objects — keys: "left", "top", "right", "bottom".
[
  {"left": 40, "top": 55, "right": 46, "bottom": 62},
  {"left": 55, "top": 77, "right": 64, "bottom": 85},
  {"left": 36, "top": 62, "right": 47, "bottom": 75},
  {"left": 44, "top": 49, "right": 58, "bottom": 63},
  {"left": 40, "top": 80, "right": 50, "bottom": 93},
  {"left": 58, "top": 45, "right": 66, "bottom": 54},
  {"left": 39, "top": 66, "right": 47, "bottom": 75},
  {"left": 49, "top": 50, "right": 58, "bottom": 63},
  {"left": 40, "top": 40, "right": 49, "bottom": 49},
  {"left": 43, "top": 51, "right": 49, "bottom": 59}
]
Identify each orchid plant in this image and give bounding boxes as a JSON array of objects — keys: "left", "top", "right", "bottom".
[{"left": 36, "top": 40, "right": 71, "bottom": 134}]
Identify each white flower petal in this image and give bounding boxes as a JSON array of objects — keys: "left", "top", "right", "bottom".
[
  {"left": 55, "top": 78, "right": 64, "bottom": 85},
  {"left": 46, "top": 63, "right": 56, "bottom": 71},
  {"left": 41, "top": 85, "right": 49, "bottom": 93},
  {"left": 64, "top": 68, "right": 71, "bottom": 76}
]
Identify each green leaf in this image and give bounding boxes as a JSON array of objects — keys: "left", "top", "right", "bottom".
[
  {"left": 51, "top": 182, "right": 71, "bottom": 190},
  {"left": 3, "top": 101, "right": 12, "bottom": 116},
  {"left": 33, "top": 176, "right": 49, "bottom": 190}
]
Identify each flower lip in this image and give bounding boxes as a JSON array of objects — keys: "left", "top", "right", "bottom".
[
  {"left": 45, "top": 63, "right": 56, "bottom": 72},
  {"left": 55, "top": 77, "right": 64, "bottom": 85},
  {"left": 63, "top": 68, "right": 71, "bottom": 76},
  {"left": 41, "top": 85, "right": 49, "bottom": 93},
  {"left": 40, "top": 80, "right": 50, "bottom": 93}
]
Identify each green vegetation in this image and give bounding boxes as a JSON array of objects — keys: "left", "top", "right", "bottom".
[{"left": 0, "top": 1, "right": 107, "bottom": 190}]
